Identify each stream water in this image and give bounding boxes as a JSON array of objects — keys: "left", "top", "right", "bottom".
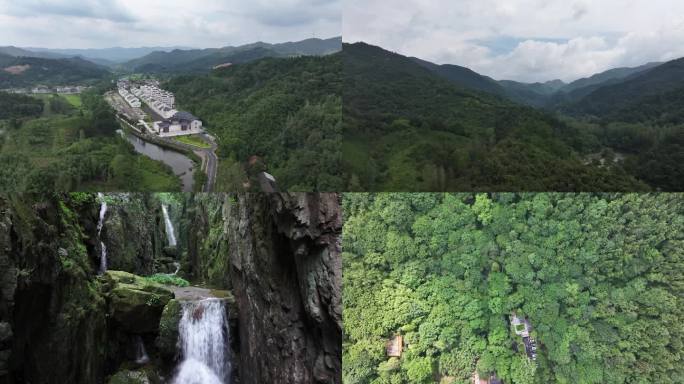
[
  {"left": 122, "top": 132, "right": 195, "bottom": 192},
  {"left": 162, "top": 204, "right": 177, "bottom": 247},
  {"left": 96, "top": 193, "right": 108, "bottom": 274},
  {"left": 173, "top": 299, "right": 231, "bottom": 384}
]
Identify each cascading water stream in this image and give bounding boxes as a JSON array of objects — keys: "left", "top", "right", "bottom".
[
  {"left": 134, "top": 335, "right": 150, "bottom": 365},
  {"left": 96, "top": 193, "right": 108, "bottom": 274},
  {"left": 162, "top": 204, "right": 177, "bottom": 247},
  {"left": 173, "top": 299, "right": 230, "bottom": 384}
]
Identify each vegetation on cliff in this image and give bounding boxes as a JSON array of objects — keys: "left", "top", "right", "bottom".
[{"left": 342, "top": 193, "right": 684, "bottom": 384}]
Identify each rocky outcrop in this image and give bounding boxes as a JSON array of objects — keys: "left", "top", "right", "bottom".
[
  {"left": 0, "top": 196, "right": 108, "bottom": 384},
  {"left": 103, "top": 271, "right": 174, "bottom": 334},
  {"left": 225, "top": 193, "right": 342, "bottom": 384},
  {"left": 97, "top": 194, "right": 167, "bottom": 275}
]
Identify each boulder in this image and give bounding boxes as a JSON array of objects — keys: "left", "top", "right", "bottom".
[
  {"left": 105, "top": 271, "right": 174, "bottom": 333},
  {"left": 162, "top": 246, "right": 180, "bottom": 258},
  {"left": 156, "top": 299, "right": 181, "bottom": 359}
]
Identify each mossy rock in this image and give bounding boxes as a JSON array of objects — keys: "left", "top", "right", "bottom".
[
  {"left": 105, "top": 271, "right": 174, "bottom": 333},
  {"left": 156, "top": 299, "right": 181, "bottom": 359},
  {"left": 107, "top": 369, "right": 151, "bottom": 384},
  {"left": 162, "top": 246, "right": 179, "bottom": 258}
]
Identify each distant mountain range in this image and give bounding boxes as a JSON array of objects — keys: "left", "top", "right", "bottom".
[
  {"left": 120, "top": 37, "right": 342, "bottom": 73},
  {"left": 0, "top": 36, "right": 341, "bottom": 72},
  {"left": 402, "top": 48, "right": 684, "bottom": 123}
]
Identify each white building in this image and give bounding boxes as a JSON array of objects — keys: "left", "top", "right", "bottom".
[{"left": 152, "top": 111, "right": 203, "bottom": 137}]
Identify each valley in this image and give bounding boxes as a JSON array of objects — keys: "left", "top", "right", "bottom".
[
  {"left": 342, "top": 42, "right": 682, "bottom": 191},
  {"left": 0, "top": 36, "right": 343, "bottom": 192}
]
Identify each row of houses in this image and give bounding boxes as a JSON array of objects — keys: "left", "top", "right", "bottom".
[{"left": 117, "top": 87, "right": 141, "bottom": 108}]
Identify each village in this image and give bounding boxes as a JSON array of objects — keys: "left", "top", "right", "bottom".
[{"left": 110, "top": 78, "right": 203, "bottom": 138}]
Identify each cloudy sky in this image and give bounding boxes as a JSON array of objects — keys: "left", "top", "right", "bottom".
[
  {"left": 0, "top": 0, "right": 341, "bottom": 49},
  {"left": 344, "top": 0, "right": 684, "bottom": 82}
]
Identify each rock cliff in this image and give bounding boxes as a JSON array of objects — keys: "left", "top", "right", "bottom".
[{"left": 225, "top": 193, "right": 342, "bottom": 384}]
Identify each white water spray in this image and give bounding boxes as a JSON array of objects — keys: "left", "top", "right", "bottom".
[
  {"left": 162, "top": 204, "right": 177, "bottom": 247},
  {"left": 173, "top": 299, "right": 230, "bottom": 384},
  {"left": 96, "top": 193, "right": 108, "bottom": 274},
  {"left": 135, "top": 336, "right": 150, "bottom": 365}
]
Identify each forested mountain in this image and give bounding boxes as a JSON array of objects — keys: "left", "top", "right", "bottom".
[
  {"left": 411, "top": 57, "right": 507, "bottom": 96},
  {"left": 561, "top": 62, "right": 660, "bottom": 93},
  {"left": 123, "top": 37, "right": 341, "bottom": 73},
  {"left": 342, "top": 42, "right": 646, "bottom": 191},
  {"left": 563, "top": 57, "right": 684, "bottom": 117},
  {"left": 0, "top": 54, "right": 110, "bottom": 87},
  {"left": 165, "top": 53, "right": 342, "bottom": 190},
  {"left": 343, "top": 193, "right": 684, "bottom": 384}
]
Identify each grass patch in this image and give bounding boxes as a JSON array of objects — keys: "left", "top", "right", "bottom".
[
  {"left": 174, "top": 134, "right": 211, "bottom": 148},
  {"left": 63, "top": 94, "right": 82, "bottom": 108},
  {"left": 145, "top": 273, "right": 190, "bottom": 287}
]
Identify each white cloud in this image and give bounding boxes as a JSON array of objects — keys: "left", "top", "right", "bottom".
[
  {"left": 344, "top": 0, "right": 684, "bottom": 82},
  {"left": 0, "top": 0, "right": 341, "bottom": 48}
]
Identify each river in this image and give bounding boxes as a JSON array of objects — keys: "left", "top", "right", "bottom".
[{"left": 120, "top": 131, "right": 196, "bottom": 192}]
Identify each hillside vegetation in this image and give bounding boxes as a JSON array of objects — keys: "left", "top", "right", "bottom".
[
  {"left": 0, "top": 87, "right": 181, "bottom": 192},
  {"left": 343, "top": 193, "right": 684, "bottom": 384},
  {"left": 342, "top": 43, "right": 646, "bottom": 191},
  {"left": 166, "top": 54, "right": 342, "bottom": 191}
]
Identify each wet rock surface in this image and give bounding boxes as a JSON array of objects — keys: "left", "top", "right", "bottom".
[
  {"left": 225, "top": 193, "right": 342, "bottom": 384},
  {"left": 104, "top": 271, "right": 174, "bottom": 333}
]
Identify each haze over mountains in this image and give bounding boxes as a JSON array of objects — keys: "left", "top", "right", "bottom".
[{"left": 0, "top": 36, "right": 341, "bottom": 71}]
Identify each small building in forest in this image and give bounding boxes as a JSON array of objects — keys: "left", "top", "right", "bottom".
[{"left": 386, "top": 335, "right": 403, "bottom": 357}]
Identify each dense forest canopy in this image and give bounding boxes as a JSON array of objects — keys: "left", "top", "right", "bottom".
[
  {"left": 342, "top": 43, "right": 647, "bottom": 192},
  {"left": 343, "top": 193, "right": 684, "bottom": 384},
  {"left": 166, "top": 54, "right": 342, "bottom": 191}
]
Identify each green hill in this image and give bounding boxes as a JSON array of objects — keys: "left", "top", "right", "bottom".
[
  {"left": 0, "top": 54, "right": 110, "bottom": 87},
  {"left": 342, "top": 42, "right": 646, "bottom": 191},
  {"left": 165, "top": 54, "right": 342, "bottom": 191},
  {"left": 564, "top": 57, "right": 684, "bottom": 117}
]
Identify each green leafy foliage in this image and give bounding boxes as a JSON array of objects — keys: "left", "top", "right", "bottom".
[
  {"left": 165, "top": 54, "right": 342, "bottom": 191},
  {"left": 0, "top": 91, "right": 43, "bottom": 119},
  {"left": 343, "top": 193, "right": 684, "bottom": 384},
  {"left": 0, "top": 90, "right": 181, "bottom": 192},
  {"left": 144, "top": 273, "right": 189, "bottom": 287}
]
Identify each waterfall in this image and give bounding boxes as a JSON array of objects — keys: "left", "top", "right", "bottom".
[
  {"left": 162, "top": 204, "right": 177, "bottom": 247},
  {"left": 96, "top": 193, "right": 108, "bottom": 274},
  {"left": 134, "top": 336, "right": 150, "bottom": 365},
  {"left": 173, "top": 299, "right": 230, "bottom": 384}
]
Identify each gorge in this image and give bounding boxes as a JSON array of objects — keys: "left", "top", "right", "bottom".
[{"left": 0, "top": 192, "right": 342, "bottom": 383}]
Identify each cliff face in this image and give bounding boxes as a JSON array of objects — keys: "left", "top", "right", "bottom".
[
  {"left": 225, "top": 193, "right": 342, "bottom": 384},
  {"left": 0, "top": 196, "right": 108, "bottom": 384}
]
